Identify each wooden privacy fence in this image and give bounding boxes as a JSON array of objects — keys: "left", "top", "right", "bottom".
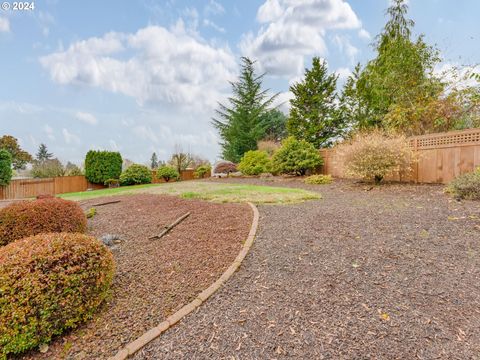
[
  {"left": 0, "top": 169, "right": 208, "bottom": 200},
  {"left": 319, "top": 128, "right": 480, "bottom": 184}
]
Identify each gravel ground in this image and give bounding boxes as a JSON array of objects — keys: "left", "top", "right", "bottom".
[
  {"left": 134, "top": 178, "right": 480, "bottom": 359},
  {"left": 19, "top": 194, "right": 251, "bottom": 360}
]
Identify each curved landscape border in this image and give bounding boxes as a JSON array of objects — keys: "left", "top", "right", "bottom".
[{"left": 110, "top": 202, "right": 259, "bottom": 360}]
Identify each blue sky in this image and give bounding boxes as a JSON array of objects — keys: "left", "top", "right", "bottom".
[{"left": 0, "top": 0, "right": 479, "bottom": 165}]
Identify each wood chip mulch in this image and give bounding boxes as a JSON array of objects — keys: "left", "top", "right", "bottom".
[
  {"left": 19, "top": 194, "right": 251, "bottom": 360},
  {"left": 134, "top": 178, "right": 480, "bottom": 360}
]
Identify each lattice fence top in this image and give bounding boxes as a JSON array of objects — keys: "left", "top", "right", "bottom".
[{"left": 410, "top": 128, "right": 480, "bottom": 149}]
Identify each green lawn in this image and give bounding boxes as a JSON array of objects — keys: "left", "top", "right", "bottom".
[{"left": 60, "top": 181, "right": 320, "bottom": 204}]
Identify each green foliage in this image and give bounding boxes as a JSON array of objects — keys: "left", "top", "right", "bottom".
[
  {"left": 0, "top": 233, "right": 114, "bottom": 359},
  {"left": 85, "top": 150, "right": 122, "bottom": 185},
  {"left": 261, "top": 109, "right": 288, "bottom": 142},
  {"left": 119, "top": 164, "right": 152, "bottom": 186},
  {"left": 0, "top": 135, "right": 33, "bottom": 170},
  {"left": 31, "top": 158, "right": 65, "bottom": 178},
  {"left": 150, "top": 152, "right": 159, "bottom": 169},
  {"left": 337, "top": 130, "right": 414, "bottom": 184},
  {"left": 157, "top": 166, "right": 179, "bottom": 182},
  {"left": 104, "top": 178, "right": 120, "bottom": 188},
  {"left": 271, "top": 137, "right": 323, "bottom": 176},
  {"left": 64, "top": 162, "right": 83, "bottom": 176},
  {"left": 238, "top": 150, "right": 272, "bottom": 176},
  {"left": 86, "top": 207, "right": 97, "bottom": 219},
  {"left": 35, "top": 143, "right": 53, "bottom": 162},
  {"left": 0, "top": 197, "right": 87, "bottom": 247},
  {"left": 212, "top": 57, "right": 278, "bottom": 162},
  {"left": 446, "top": 168, "right": 480, "bottom": 200},
  {"left": 0, "top": 149, "right": 12, "bottom": 186},
  {"left": 304, "top": 174, "right": 333, "bottom": 185},
  {"left": 194, "top": 164, "right": 211, "bottom": 179},
  {"left": 287, "top": 57, "right": 345, "bottom": 148}
]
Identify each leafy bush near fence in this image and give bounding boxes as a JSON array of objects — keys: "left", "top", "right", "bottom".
[
  {"left": 0, "top": 149, "right": 12, "bottom": 186},
  {"left": 337, "top": 130, "right": 414, "bottom": 184},
  {"left": 271, "top": 137, "right": 323, "bottom": 176},
  {"left": 304, "top": 174, "right": 333, "bottom": 185},
  {"left": 85, "top": 150, "right": 122, "bottom": 185},
  {"left": 238, "top": 150, "right": 272, "bottom": 176},
  {"left": 446, "top": 168, "right": 480, "bottom": 200},
  {"left": 194, "top": 164, "right": 211, "bottom": 178},
  {"left": 0, "top": 233, "right": 114, "bottom": 359},
  {"left": 119, "top": 164, "right": 152, "bottom": 185},
  {"left": 0, "top": 198, "right": 87, "bottom": 246},
  {"left": 157, "top": 166, "right": 179, "bottom": 182}
]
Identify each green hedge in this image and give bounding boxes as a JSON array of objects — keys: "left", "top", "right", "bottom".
[
  {"left": 84, "top": 150, "right": 122, "bottom": 184},
  {"left": 0, "top": 149, "right": 12, "bottom": 186},
  {"left": 120, "top": 164, "right": 152, "bottom": 185}
]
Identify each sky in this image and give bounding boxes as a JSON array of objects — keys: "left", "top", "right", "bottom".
[{"left": 0, "top": 0, "right": 479, "bottom": 166}]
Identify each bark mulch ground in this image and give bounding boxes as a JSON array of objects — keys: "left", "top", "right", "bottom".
[
  {"left": 20, "top": 194, "right": 251, "bottom": 360},
  {"left": 134, "top": 178, "right": 480, "bottom": 359}
]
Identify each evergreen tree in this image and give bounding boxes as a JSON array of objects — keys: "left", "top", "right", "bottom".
[
  {"left": 355, "top": 0, "right": 441, "bottom": 131},
  {"left": 261, "top": 109, "right": 288, "bottom": 142},
  {"left": 36, "top": 143, "right": 53, "bottom": 162},
  {"left": 212, "top": 57, "right": 278, "bottom": 162},
  {"left": 150, "top": 152, "right": 159, "bottom": 169},
  {"left": 287, "top": 57, "right": 343, "bottom": 148}
]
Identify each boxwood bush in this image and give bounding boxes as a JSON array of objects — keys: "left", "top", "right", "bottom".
[
  {"left": 85, "top": 150, "right": 122, "bottom": 185},
  {"left": 0, "top": 198, "right": 87, "bottom": 246},
  {"left": 238, "top": 150, "right": 271, "bottom": 176},
  {"left": 194, "top": 164, "right": 211, "bottom": 179},
  {"left": 119, "top": 164, "right": 152, "bottom": 185},
  {"left": 0, "top": 233, "right": 115, "bottom": 359},
  {"left": 157, "top": 166, "right": 179, "bottom": 182},
  {"left": 446, "top": 168, "right": 480, "bottom": 200},
  {"left": 271, "top": 137, "right": 323, "bottom": 176}
]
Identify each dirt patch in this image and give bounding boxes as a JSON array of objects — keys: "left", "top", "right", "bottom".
[
  {"left": 20, "top": 194, "right": 251, "bottom": 360},
  {"left": 134, "top": 178, "right": 480, "bottom": 359}
]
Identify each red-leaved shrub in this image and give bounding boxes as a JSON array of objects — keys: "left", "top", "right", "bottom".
[
  {"left": 0, "top": 233, "right": 115, "bottom": 358},
  {"left": 0, "top": 197, "right": 87, "bottom": 246}
]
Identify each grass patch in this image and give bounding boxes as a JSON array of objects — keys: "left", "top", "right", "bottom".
[{"left": 61, "top": 181, "right": 320, "bottom": 204}]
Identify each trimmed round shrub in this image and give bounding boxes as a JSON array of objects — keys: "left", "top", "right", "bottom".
[
  {"left": 0, "top": 198, "right": 87, "bottom": 246},
  {"left": 119, "top": 164, "right": 152, "bottom": 185},
  {"left": 0, "top": 233, "right": 115, "bottom": 358},
  {"left": 0, "top": 149, "right": 13, "bottom": 186},
  {"left": 271, "top": 137, "right": 323, "bottom": 176},
  {"left": 446, "top": 168, "right": 480, "bottom": 200},
  {"left": 157, "top": 166, "right": 179, "bottom": 182},
  {"left": 304, "top": 174, "right": 333, "bottom": 185},
  {"left": 238, "top": 150, "right": 272, "bottom": 176},
  {"left": 85, "top": 150, "right": 122, "bottom": 185}
]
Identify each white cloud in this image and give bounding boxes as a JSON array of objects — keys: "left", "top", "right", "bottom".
[
  {"left": 133, "top": 125, "right": 159, "bottom": 144},
  {"left": 204, "top": 0, "right": 225, "bottom": 16},
  {"left": 240, "top": 0, "right": 365, "bottom": 77},
  {"left": 203, "top": 19, "right": 225, "bottom": 33},
  {"left": 0, "top": 17, "right": 9, "bottom": 33},
  {"left": 62, "top": 128, "right": 80, "bottom": 144},
  {"left": 75, "top": 111, "right": 98, "bottom": 125},
  {"left": 332, "top": 34, "right": 358, "bottom": 64},
  {"left": 358, "top": 28, "right": 371, "bottom": 40},
  {"left": 109, "top": 139, "right": 119, "bottom": 151},
  {"left": 40, "top": 24, "right": 237, "bottom": 111},
  {"left": 434, "top": 63, "right": 480, "bottom": 90},
  {"left": 44, "top": 124, "right": 55, "bottom": 140}
]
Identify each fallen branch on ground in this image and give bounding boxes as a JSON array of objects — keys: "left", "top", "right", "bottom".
[
  {"left": 91, "top": 200, "right": 121, "bottom": 207},
  {"left": 149, "top": 212, "right": 191, "bottom": 240}
]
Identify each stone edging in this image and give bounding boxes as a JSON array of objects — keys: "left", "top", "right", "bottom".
[{"left": 109, "top": 202, "right": 259, "bottom": 360}]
